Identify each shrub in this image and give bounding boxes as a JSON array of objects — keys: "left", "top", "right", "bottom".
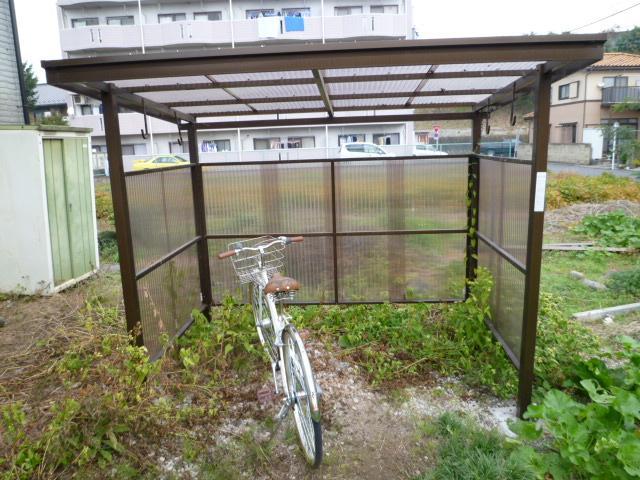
[
  {"left": 573, "top": 210, "right": 640, "bottom": 248},
  {"left": 546, "top": 173, "right": 640, "bottom": 210},
  {"left": 512, "top": 336, "right": 640, "bottom": 480},
  {"left": 94, "top": 183, "right": 114, "bottom": 226},
  {"left": 607, "top": 267, "right": 640, "bottom": 297}
]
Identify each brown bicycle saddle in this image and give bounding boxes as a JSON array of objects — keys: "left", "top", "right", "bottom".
[{"left": 263, "top": 273, "right": 300, "bottom": 294}]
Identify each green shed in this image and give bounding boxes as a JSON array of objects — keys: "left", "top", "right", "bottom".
[{"left": 0, "top": 125, "right": 99, "bottom": 294}]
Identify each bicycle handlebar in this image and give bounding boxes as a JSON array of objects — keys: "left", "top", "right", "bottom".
[{"left": 217, "top": 236, "right": 304, "bottom": 260}]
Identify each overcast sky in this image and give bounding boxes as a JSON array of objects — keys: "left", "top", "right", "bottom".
[{"left": 14, "top": 0, "right": 640, "bottom": 82}]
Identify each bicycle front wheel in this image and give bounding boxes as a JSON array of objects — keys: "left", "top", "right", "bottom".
[{"left": 282, "top": 325, "right": 322, "bottom": 467}]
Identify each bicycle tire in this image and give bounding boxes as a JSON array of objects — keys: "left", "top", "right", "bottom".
[{"left": 282, "top": 325, "right": 323, "bottom": 467}]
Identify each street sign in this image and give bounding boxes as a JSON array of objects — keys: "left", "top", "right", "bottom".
[{"left": 433, "top": 125, "right": 441, "bottom": 140}]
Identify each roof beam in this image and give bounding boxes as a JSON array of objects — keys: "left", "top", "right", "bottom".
[
  {"left": 189, "top": 111, "right": 479, "bottom": 130},
  {"left": 120, "top": 70, "right": 533, "bottom": 94},
  {"left": 313, "top": 69, "right": 334, "bottom": 117},
  {"left": 205, "top": 74, "right": 258, "bottom": 113},
  {"left": 405, "top": 65, "right": 438, "bottom": 107},
  {"left": 190, "top": 102, "right": 476, "bottom": 118},
  {"left": 166, "top": 89, "right": 495, "bottom": 108},
  {"left": 43, "top": 35, "right": 605, "bottom": 83}
]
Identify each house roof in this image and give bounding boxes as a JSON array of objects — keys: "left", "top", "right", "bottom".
[
  {"left": 35, "top": 83, "right": 69, "bottom": 106},
  {"left": 587, "top": 52, "right": 640, "bottom": 71}
]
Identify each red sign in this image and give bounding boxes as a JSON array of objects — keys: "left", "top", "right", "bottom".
[{"left": 433, "top": 125, "right": 441, "bottom": 139}]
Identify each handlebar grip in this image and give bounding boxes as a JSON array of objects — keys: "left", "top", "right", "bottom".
[
  {"left": 289, "top": 236, "right": 304, "bottom": 243},
  {"left": 217, "top": 250, "right": 237, "bottom": 259}
]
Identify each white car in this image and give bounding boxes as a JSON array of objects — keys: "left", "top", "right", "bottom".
[
  {"left": 338, "top": 142, "right": 394, "bottom": 158},
  {"left": 413, "top": 144, "right": 448, "bottom": 156}
]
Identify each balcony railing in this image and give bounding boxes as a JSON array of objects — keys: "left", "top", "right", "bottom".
[
  {"left": 602, "top": 86, "right": 640, "bottom": 105},
  {"left": 59, "top": 14, "right": 408, "bottom": 53}
]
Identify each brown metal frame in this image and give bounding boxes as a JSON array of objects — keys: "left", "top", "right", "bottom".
[{"left": 42, "top": 34, "right": 605, "bottom": 417}]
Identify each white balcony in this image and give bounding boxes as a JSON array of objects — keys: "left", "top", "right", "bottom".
[{"left": 60, "top": 14, "right": 408, "bottom": 53}]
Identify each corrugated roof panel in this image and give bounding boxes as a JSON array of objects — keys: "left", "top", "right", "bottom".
[
  {"left": 250, "top": 101, "right": 325, "bottom": 111},
  {"left": 412, "top": 94, "right": 490, "bottom": 105},
  {"left": 334, "top": 97, "right": 410, "bottom": 107},
  {"left": 211, "top": 70, "right": 313, "bottom": 82},
  {"left": 228, "top": 84, "right": 319, "bottom": 99},
  {"left": 435, "top": 62, "right": 542, "bottom": 72},
  {"left": 139, "top": 89, "right": 235, "bottom": 103},
  {"left": 176, "top": 104, "right": 252, "bottom": 114},
  {"left": 323, "top": 65, "right": 431, "bottom": 77},
  {"left": 111, "top": 76, "right": 209, "bottom": 88},
  {"left": 422, "top": 77, "right": 519, "bottom": 91},
  {"left": 328, "top": 80, "right": 422, "bottom": 95}
]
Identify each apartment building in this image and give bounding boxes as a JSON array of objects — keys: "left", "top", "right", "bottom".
[
  {"left": 549, "top": 52, "right": 640, "bottom": 159},
  {"left": 56, "top": 0, "right": 415, "bottom": 165}
]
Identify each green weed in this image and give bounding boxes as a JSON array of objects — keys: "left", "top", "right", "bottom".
[
  {"left": 546, "top": 173, "right": 640, "bottom": 210},
  {"left": 417, "top": 413, "right": 535, "bottom": 480},
  {"left": 608, "top": 267, "right": 640, "bottom": 297},
  {"left": 573, "top": 211, "right": 640, "bottom": 248}
]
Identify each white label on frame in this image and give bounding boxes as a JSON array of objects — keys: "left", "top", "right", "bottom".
[{"left": 534, "top": 172, "right": 547, "bottom": 212}]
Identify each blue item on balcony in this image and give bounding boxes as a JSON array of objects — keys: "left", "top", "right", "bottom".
[{"left": 285, "top": 15, "right": 304, "bottom": 32}]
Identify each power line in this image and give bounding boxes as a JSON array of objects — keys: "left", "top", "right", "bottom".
[{"left": 569, "top": 1, "right": 640, "bottom": 32}]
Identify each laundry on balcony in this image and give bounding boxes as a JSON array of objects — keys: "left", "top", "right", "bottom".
[
  {"left": 284, "top": 15, "right": 305, "bottom": 32},
  {"left": 258, "top": 16, "right": 281, "bottom": 38}
]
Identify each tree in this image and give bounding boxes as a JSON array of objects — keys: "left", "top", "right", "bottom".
[
  {"left": 606, "top": 27, "right": 640, "bottom": 54},
  {"left": 38, "top": 114, "right": 69, "bottom": 126},
  {"left": 22, "top": 62, "right": 38, "bottom": 110}
]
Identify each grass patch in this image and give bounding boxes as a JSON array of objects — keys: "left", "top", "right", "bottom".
[
  {"left": 573, "top": 211, "right": 640, "bottom": 248},
  {"left": 416, "top": 413, "right": 535, "bottom": 480},
  {"left": 608, "top": 267, "right": 640, "bottom": 297},
  {"left": 546, "top": 172, "right": 640, "bottom": 210},
  {"left": 94, "top": 182, "right": 114, "bottom": 227},
  {"left": 541, "top": 251, "right": 639, "bottom": 316}
]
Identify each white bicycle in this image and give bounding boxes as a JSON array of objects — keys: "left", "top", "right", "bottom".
[{"left": 217, "top": 236, "right": 323, "bottom": 467}]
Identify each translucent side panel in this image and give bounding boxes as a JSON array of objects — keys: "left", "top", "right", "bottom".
[
  {"left": 208, "top": 236, "right": 334, "bottom": 303},
  {"left": 478, "top": 159, "right": 531, "bottom": 265},
  {"left": 127, "top": 168, "right": 196, "bottom": 272},
  {"left": 478, "top": 242, "right": 525, "bottom": 361},
  {"left": 338, "top": 234, "right": 466, "bottom": 302},
  {"left": 336, "top": 158, "right": 468, "bottom": 232},
  {"left": 137, "top": 245, "right": 201, "bottom": 358},
  {"left": 203, "top": 163, "right": 331, "bottom": 235}
]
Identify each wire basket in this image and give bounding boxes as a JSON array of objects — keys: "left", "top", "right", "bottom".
[{"left": 228, "top": 236, "right": 285, "bottom": 284}]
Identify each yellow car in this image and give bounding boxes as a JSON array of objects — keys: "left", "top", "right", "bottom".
[{"left": 132, "top": 154, "right": 189, "bottom": 171}]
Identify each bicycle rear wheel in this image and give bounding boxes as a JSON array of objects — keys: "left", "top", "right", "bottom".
[{"left": 282, "top": 325, "right": 322, "bottom": 467}]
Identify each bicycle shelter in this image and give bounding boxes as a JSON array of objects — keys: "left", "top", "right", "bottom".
[{"left": 43, "top": 34, "right": 606, "bottom": 415}]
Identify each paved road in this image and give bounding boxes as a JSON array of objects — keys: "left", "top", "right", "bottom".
[{"left": 548, "top": 162, "right": 639, "bottom": 179}]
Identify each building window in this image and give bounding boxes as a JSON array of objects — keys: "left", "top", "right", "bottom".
[
  {"left": 558, "top": 81, "right": 579, "bottom": 100},
  {"left": 287, "top": 136, "right": 315, "bottom": 148},
  {"left": 122, "top": 145, "right": 136, "bottom": 156},
  {"left": 338, "top": 134, "right": 365, "bottom": 145},
  {"left": 169, "top": 142, "right": 189, "bottom": 154},
  {"left": 254, "top": 138, "right": 283, "bottom": 150},
  {"left": 107, "top": 16, "right": 134, "bottom": 26},
  {"left": 201, "top": 139, "right": 231, "bottom": 152},
  {"left": 158, "top": 13, "right": 186, "bottom": 23},
  {"left": 334, "top": 6, "right": 363, "bottom": 16},
  {"left": 71, "top": 17, "right": 98, "bottom": 28},
  {"left": 558, "top": 123, "right": 577, "bottom": 143},
  {"left": 373, "top": 133, "right": 400, "bottom": 145},
  {"left": 282, "top": 8, "right": 311, "bottom": 17},
  {"left": 79, "top": 105, "right": 93, "bottom": 116},
  {"left": 371, "top": 5, "right": 399, "bottom": 14},
  {"left": 194, "top": 11, "right": 222, "bottom": 21},
  {"left": 246, "top": 9, "right": 275, "bottom": 19},
  {"left": 603, "top": 76, "right": 629, "bottom": 88}
]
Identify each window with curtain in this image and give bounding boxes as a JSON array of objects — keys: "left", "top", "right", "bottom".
[
  {"left": 107, "top": 16, "right": 134, "bottom": 26},
  {"left": 194, "top": 11, "right": 222, "bottom": 21},
  {"left": 334, "top": 6, "right": 363, "bottom": 16},
  {"left": 71, "top": 17, "right": 99, "bottom": 28},
  {"left": 158, "top": 13, "right": 186, "bottom": 23},
  {"left": 338, "top": 134, "right": 365, "bottom": 145}
]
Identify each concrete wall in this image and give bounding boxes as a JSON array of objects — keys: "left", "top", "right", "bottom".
[
  {"left": 0, "top": 0, "right": 24, "bottom": 125},
  {"left": 517, "top": 143, "right": 592, "bottom": 165}
]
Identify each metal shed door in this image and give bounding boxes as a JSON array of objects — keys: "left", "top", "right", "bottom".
[{"left": 43, "top": 138, "right": 95, "bottom": 286}]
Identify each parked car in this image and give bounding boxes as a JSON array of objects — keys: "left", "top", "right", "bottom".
[
  {"left": 413, "top": 144, "right": 448, "bottom": 156},
  {"left": 338, "top": 142, "right": 393, "bottom": 158},
  {"left": 132, "top": 154, "right": 189, "bottom": 171}
]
